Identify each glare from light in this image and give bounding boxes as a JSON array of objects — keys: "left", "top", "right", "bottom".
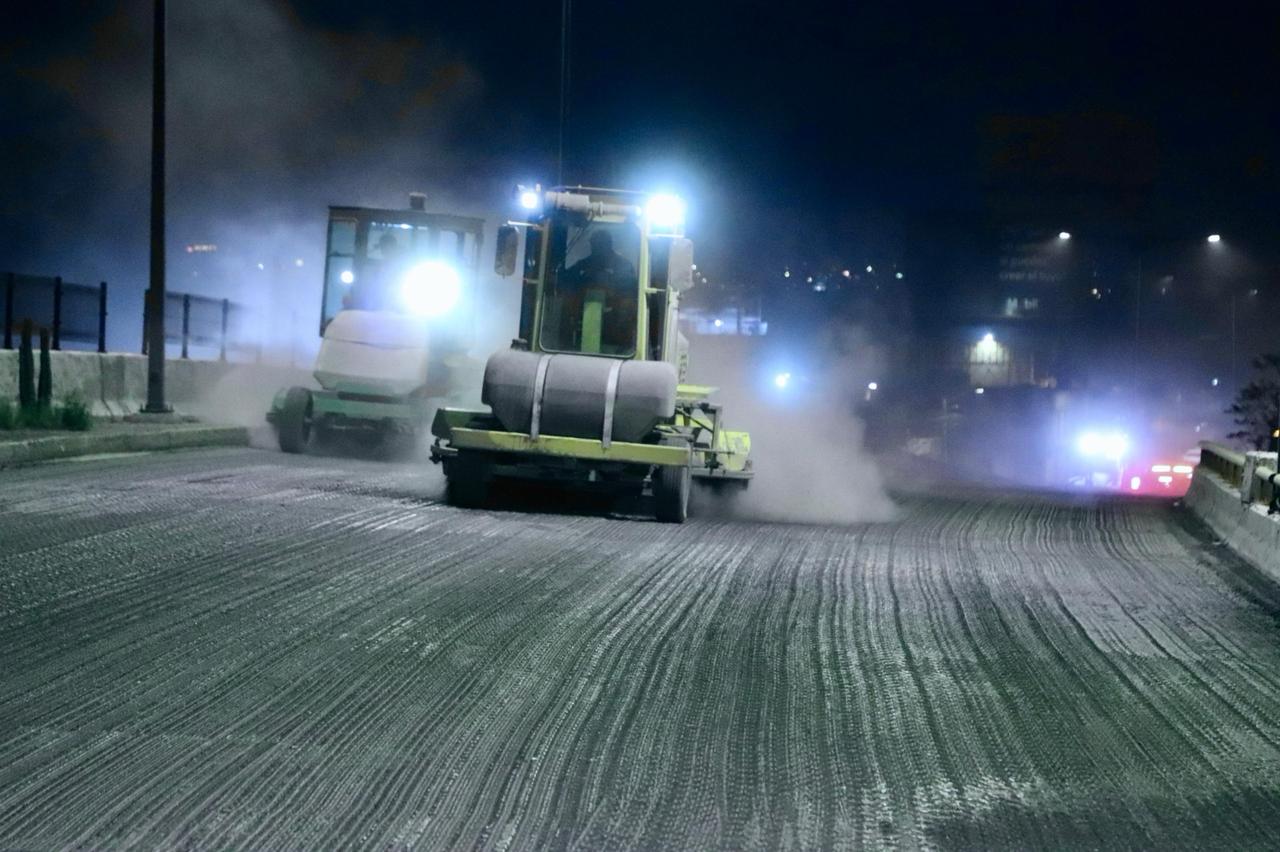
[
  {"left": 1058, "top": 231, "right": 1071, "bottom": 241},
  {"left": 866, "top": 265, "right": 874, "bottom": 273},
  {"left": 519, "top": 189, "right": 540, "bottom": 210},
  {"left": 1077, "top": 431, "right": 1104, "bottom": 457},
  {"left": 256, "top": 262, "right": 265, "bottom": 270},
  {"left": 1104, "top": 432, "right": 1130, "bottom": 461},
  {"left": 982, "top": 332, "right": 995, "bottom": 344},
  {"left": 842, "top": 269, "right": 851, "bottom": 278},
  {"left": 714, "top": 318, "right": 723, "bottom": 328},
  {"left": 1130, "top": 476, "right": 1142, "bottom": 491},
  {"left": 1158, "top": 475, "right": 1174, "bottom": 485},
  {"left": 1173, "top": 465, "right": 1193, "bottom": 475},
  {"left": 1207, "top": 234, "right": 1222, "bottom": 244},
  {"left": 975, "top": 387, "right": 985, "bottom": 395},
  {"left": 783, "top": 269, "right": 791, "bottom": 278},
  {"left": 294, "top": 258, "right": 304, "bottom": 267},
  {"left": 1211, "top": 377, "right": 1219, "bottom": 387},
  {"left": 1151, "top": 464, "right": 1172, "bottom": 473},
  {"left": 774, "top": 372, "right": 791, "bottom": 390},
  {"left": 1076, "top": 430, "right": 1129, "bottom": 461},
  {"left": 339, "top": 270, "right": 355, "bottom": 285},
  {"left": 399, "top": 260, "right": 461, "bottom": 317},
  {"left": 895, "top": 271, "right": 904, "bottom": 279},
  {"left": 646, "top": 193, "right": 686, "bottom": 228},
  {"left": 867, "top": 382, "right": 878, "bottom": 391}
]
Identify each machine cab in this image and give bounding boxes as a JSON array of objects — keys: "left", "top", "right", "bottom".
[
  {"left": 496, "top": 187, "right": 694, "bottom": 369},
  {"left": 320, "top": 198, "right": 485, "bottom": 346}
]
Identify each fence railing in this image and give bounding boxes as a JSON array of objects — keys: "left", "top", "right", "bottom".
[
  {"left": 142, "top": 290, "right": 254, "bottom": 361},
  {"left": 1200, "top": 441, "right": 1280, "bottom": 512},
  {"left": 3, "top": 272, "right": 108, "bottom": 353}
]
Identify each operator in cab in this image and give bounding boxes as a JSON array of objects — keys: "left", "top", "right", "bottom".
[{"left": 563, "top": 229, "right": 637, "bottom": 352}]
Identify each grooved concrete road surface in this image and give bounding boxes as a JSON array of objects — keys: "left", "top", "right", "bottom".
[{"left": 4, "top": 448, "right": 1280, "bottom": 849}]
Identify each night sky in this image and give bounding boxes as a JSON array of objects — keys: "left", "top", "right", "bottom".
[{"left": 2, "top": 1, "right": 1277, "bottom": 325}]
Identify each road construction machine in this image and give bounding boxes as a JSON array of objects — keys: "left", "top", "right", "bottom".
[
  {"left": 268, "top": 195, "right": 485, "bottom": 453},
  {"left": 429, "top": 186, "right": 753, "bottom": 522}
]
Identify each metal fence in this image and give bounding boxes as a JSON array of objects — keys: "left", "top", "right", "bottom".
[
  {"left": 3, "top": 272, "right": 108, "bottom": 352},
  {"left": 142, "top": 290, "right": 255, "bottom": 360}
]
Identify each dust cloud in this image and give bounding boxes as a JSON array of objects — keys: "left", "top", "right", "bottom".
[{"left": 686, "top": 327, "right": 896, "bottom": 525}]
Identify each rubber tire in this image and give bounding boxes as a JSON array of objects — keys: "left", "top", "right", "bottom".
[
  {"left": 277, "top": 386, "right": 313, "bottom": 454},
  {"left": 445, "top": 456, "right": 491, "bottom": 509},
  {"left": 654, "top": 463, "right": 691, "bottom": 523}
]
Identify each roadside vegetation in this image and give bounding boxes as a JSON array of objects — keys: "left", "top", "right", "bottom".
[{"left": 0, "top": 394, "right": 93, "bottom": 432}]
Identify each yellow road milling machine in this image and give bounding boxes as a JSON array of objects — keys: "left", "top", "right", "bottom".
[{"left": 429, "top": 186, "right": 753, "bottom": 522}]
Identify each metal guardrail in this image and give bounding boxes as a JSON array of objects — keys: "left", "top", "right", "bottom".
[
  {"left": 3, "top": 272, "right": 108, "bottom": 353},
  {"left": 142, "top": 290, "right": 254, "bottom": 361},
  {"left": 1200, "top": 440, "right": 1280, "bottom": 513}
]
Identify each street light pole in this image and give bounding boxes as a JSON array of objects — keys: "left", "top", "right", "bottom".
[{"left": 144, "top": 0, "right": 169, "bottom": 413}]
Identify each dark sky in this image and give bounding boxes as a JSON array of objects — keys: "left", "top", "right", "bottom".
[{"left": 2, "top": 1, "right": 1277, "bottom": 309}]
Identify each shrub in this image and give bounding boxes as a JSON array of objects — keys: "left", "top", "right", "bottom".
[
  {"left": 0, "top": 398, "right": 14, "bottom": 431},
  {"left": 17, "top": 404, "right": 59, "bottom": 430},
  {"left": 59, "top": 394, "right": 93, "bottom": 431}
]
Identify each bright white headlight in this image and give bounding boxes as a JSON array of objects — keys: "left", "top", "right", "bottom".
[
  {"left": 339, "top": 270, "right": 355, "bottom": 285},
  {"left": 774, "top": 372, "right": 791, "bottom": 390},
  {"left": 519, "top": 189, "right": 540, "bottom": 210},
  {"left": 646, "top": 193, "right": 686, "bottom": 228},
  {"left": 399, "top": 261, "right": 461, "bottom": 317}
]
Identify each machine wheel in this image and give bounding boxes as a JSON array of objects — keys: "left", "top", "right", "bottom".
[
  {"left": 445, "top": 456, "right": 491, "bottom": 509},
  {"left": 277, "top": 386, "right": 313, "bottom": 454},
  {"left": 654, "top": 463, "right": 691, "bottom": 524}
]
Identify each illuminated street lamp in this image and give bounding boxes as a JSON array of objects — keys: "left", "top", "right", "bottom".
[
  {"left": 1207, "top": 234, "right": 1222, "bottom": 244},
  {"left": 1058, "top": 231, "right": 1071, "bottom": 241}
]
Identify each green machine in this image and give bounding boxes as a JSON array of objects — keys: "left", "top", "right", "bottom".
[
  {"left": 429, "top": 186, "right": 752, "bottom": 522},
  {"left": 268, "top": 195, "right": 485, "bottom": 452}
]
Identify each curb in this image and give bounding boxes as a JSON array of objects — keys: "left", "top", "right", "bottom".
[{"left": 0, "top": 425, "right": 250, "bottom": 468}]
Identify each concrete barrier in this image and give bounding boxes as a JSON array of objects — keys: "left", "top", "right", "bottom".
[
  {"left": 1, "top": 350, "right": 313, "bottom": 420},
  {"left": 1186, "top": 453, "right": 1280, "bottom": 585}
]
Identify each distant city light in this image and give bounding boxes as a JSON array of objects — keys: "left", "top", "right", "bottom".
[
  {"left": 975, "top": 387, "right": 985, "bottom": 395},
  {"left": 1207, "top": 234, "right": 1222, "bottom": 244},
  {"left": 339, "top": 270, "right": 355, "bottom": 285},
  {"left": 1211, "top": 377, "right": 1219, "bottom": 387},
  {"left": 294, "top": 258, "right": 304, "bottom": 267},
  {"left": 895, "top": 271, "right": 904, "bottom": 279},
  {"left": 842, "top": 269, "right": 851, "bottom": 278},
  {"left": 866, "top": 265, "right": 874, "bottom": 273},
  {"left": 713, "top": 318, "right": 723, "bottom": 328},
  {"left": 256, "top": 262, "right": 265, "bottom": 270},
  {"left": 806, "top": 276, "right": 813, "bottom": 283},
  {"left": 1058, "top": 231, "right": 1071, "bottom": 241},
  {"left": 1130, "top": 476, "right": 1142, "bottom": 491},
  {"left": 783, "top": 269, "right": 791, "bottom": 278}
]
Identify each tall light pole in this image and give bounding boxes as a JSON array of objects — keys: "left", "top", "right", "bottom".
[{"left": 144, "top": 0, "right": 169, "bottom": 413}]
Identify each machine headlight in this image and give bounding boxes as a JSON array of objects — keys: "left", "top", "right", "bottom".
[
  {"left": 773, "top": 372, "right": 792, "bottom": 390},
  {"left": 1076, "top": 430, "right": 1129, "bottom": 462},
  {"left": 519, "top": 189, "right": 540, "bottom": 210},
  {"left": 646, "top": 193, "right": 686, "bottom": 228},
  {"left": 399, "top": 261, "right": 461, "bottom": 317},
  {"left": 339, "top": 270, "right": 355, "bottom": 285}
]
